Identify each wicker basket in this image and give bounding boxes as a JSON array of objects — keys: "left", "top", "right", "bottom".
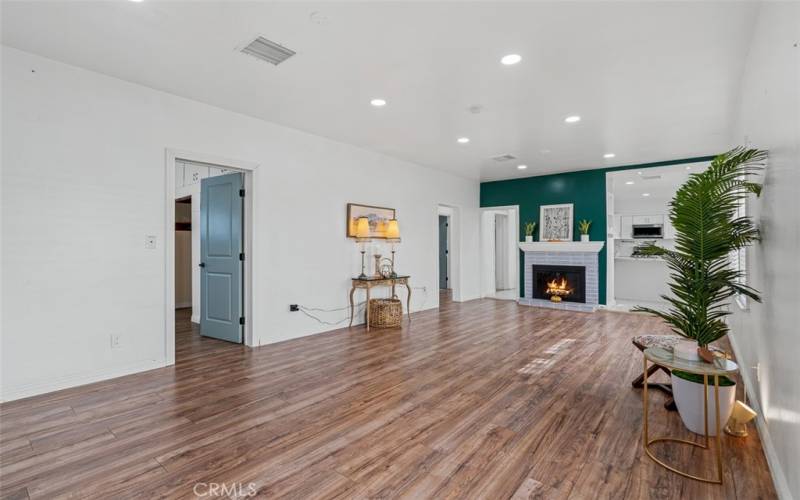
[{"left": 368, "top": 298, "right": 403, "bottom": 329}]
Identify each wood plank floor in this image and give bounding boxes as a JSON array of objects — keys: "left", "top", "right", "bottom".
[{"left": 0, "top": 296, "right": 777, "bottom": 499}]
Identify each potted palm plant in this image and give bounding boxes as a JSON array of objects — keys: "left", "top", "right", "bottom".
[{"left": 635, "top": 147, "right": 766, "bottom": 435}]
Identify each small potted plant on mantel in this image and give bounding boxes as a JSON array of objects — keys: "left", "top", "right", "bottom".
[
  {"left": 635, "top": 147, "right": 766, "bottom": 435},
  {"left": 524, "top": 222, "right": 536, "bottom": 243},
  {"left": 578, "top": 219, "right": 592, "bottom": 242}
]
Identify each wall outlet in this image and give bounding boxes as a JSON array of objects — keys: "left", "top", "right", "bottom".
[
  {"left": 289, "top": 304, "right": 299, "bottom": 312},
  {"left": 110, "top": 334, "right": 121, "bottom": 349},
  {"left": 145, "top": 235, "right": 157, "bottom": 249}
]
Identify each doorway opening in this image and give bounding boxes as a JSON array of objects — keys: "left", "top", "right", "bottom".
[
  {"left": 165, "top": 150, "right": 259, "bottom": 365},
  {"left": 438, "top": 214, "right": 450, "bottom": 293},
  {"left": 437, "top": 204, "right": 462, "bottom": 304},
  {"left": 480, "top": 206, "right": 519, "bottom": 300}
]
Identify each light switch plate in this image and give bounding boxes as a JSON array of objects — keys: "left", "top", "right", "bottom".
[{"left": 145, "top": 235, "right": 157, "bottom": 249}]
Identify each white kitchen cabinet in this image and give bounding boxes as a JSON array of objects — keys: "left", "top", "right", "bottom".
[
  {"left": 184, "top": 163, "right": 209, "bottom": 186},
  {"left": 632, "top": 215, "right": 663, "bottom": 225},
  {"left": 621, "top": 216, "right": 633, "bottom": 239}
]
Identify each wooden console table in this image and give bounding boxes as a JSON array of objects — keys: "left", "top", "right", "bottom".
[{"left": 349, "top": 276, "right": 411, "bottom": 331}]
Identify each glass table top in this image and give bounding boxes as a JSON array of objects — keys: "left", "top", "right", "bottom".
[{"left": 644, "top": 346, "right": 739, "bottom": 376}]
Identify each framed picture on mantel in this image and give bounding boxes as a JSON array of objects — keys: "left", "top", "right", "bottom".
[
  {"left": 539, "top": 203, "right": 573, "bottom": 241},
  {"left": 347, "top": 203, "right": 396, "bottom": 239}
]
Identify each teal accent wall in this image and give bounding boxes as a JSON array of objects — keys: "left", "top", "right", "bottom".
[{"left": 480, "top": 156, "right": 716, "bottom": 304}]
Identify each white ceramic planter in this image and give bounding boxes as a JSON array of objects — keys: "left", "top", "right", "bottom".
[
  {"left": 674, "top": 341, "right": 700, "bottom": 362},
  {"left": 525, "top": 235, "right": 533, "bottom": 243},
  {"left": 671, "top": 373, "right": 736, "bottom": 436},
  {"left": 580, "top": 234, "right": 590, "bottom": 242}
]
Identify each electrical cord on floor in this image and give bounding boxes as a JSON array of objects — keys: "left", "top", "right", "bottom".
[
  {"left": 298, "top": 302, "right": 366, "bottom": 326},
  {"left": 298, "top": 286, "right": 429, "bottom": 326}
]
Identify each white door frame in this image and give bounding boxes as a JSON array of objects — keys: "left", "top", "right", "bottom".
[
  {"left": 480, "top": 205, "right": 520, "bottom": 299},
  {"left": 164, "top": 149, "right": 259, "bottom": 365},
  {"left": 437, "top": 204, "right": 462, "bottom": 302},
  {"left": 605, "top": 172, "right": 617, "bottom": 308}
]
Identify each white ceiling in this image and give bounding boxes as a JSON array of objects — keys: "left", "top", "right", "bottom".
[
  {"left": 610, "top": 161, "right": 710, "bottom": 205},
  {"left": 1, "top": 1, "right": 757, "bottom": 181}
]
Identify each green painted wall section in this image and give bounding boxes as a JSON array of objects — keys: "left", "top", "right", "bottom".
[{"left": 479, "top": 156, "right": 716, "bottom": 304}]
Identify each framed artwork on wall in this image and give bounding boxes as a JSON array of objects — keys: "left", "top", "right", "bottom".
[
  {"left": 346, "top": 203, "right": 396, "bottom": 239},
  {"left": 539, "top": 203, "right": 574, "bottom": 241}
]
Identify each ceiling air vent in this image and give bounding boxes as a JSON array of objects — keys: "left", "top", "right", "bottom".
[
  {"left": 240, "top": 36, "right": 296, "bottom": 65},
  {"left": 491, "top": 154, "right": 517, "bottom": 162},
  {"left": 641, "top": 174, "right": 662, "bottom": 180}
]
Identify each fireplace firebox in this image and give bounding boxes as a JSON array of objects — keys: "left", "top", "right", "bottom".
[{"left": 531, "top": 265, "right": 586, "bottom": 303}]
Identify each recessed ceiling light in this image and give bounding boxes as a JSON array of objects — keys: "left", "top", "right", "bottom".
[
  {"left": 637, "top": 171, "right": 643, "bottom": 175},
  {"left": 517, "top": 165, "right": 527, "bottom": 170},
  {"left": 604, "top": 153, "right": 616, "bottom": 159},
  {"left": 457, "top": 137, "right": 470, "bottom": 144},
  {"left": 501, "top": 54, "right": 522, "bottom": 65},
  {"left": 686, "top": 166, "right": 692, "bottom": 170},
  {"left": 370, "top": 98, "right": 386, "bottom": 107},
  {"left": 540, "top": 149, "right": 551, "bottom": 154},
  {"left": 625, "top": 181, "right": 635, "bottom": 185},
  {"left": 564, "top": 115, "right": 581, "bottom": 123},
  {"left": 642, "top": 193, "right": 651, "bottom": 197},
  {"left": 128, "top": 0, "right": 143, "bottom": 2}
]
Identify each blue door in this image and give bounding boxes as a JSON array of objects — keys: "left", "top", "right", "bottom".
[{"left": 200, "top": 172, "right": 243, "bottom": 343}]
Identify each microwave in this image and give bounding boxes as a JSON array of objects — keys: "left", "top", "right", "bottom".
[{"left": 632, "top": 224, "right": 663, "bottom": 239}]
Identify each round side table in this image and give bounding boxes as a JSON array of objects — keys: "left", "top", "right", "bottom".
[{"left": 642, "top": 346, "right": 739, "bottom": 484}]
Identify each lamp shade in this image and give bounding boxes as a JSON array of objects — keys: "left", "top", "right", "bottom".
[
  {"left": 385, "top": 219, "right": 400, "bottom": 239},
  {"left": 355, "top": 217, "right": 371, "bottom": 239}
]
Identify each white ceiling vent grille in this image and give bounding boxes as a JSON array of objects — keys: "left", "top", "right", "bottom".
[
  {"left": 641, "top": 174, "right": 663, "bottom": 180},
  {"left": 240, "top": 36, "right": 296, "bottom": 65},
  {"left": 491, "top": 154, "right": 517, "bottom": 162}
]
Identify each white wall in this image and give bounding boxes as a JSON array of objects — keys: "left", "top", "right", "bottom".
[
  {"left": 0, "top": 47, "right": 481, "bottom": 401},
  {"left": 728, "top": 3, "right": 799, "bottom": 499}
]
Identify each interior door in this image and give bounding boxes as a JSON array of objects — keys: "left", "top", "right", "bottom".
[
  {"left": 438, "top": 215, "right": 449, "bottom": 289},
  {"left": 200, "top": 172, "right": 243, "bottom": 343}
]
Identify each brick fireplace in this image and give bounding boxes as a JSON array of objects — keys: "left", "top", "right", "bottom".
[{"left": 518, "top": 241, "right": 604, "bottom": 312}]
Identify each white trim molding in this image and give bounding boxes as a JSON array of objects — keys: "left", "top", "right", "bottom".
[
  {"left": 164, "top": 149, "right": 260, "bottom": 366},
  {"left": 0, "top": 359, "right": 168, "bottom": 403},
  {"left": 518, "top": 241, "right": 605, "bottom": 253},
  {"left": 727, "top": 332, "right": 793, "bottom": 500}
]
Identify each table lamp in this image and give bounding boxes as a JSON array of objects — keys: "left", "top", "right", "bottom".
[
  {"left": 385, "top": 219, "right": 401, "bottom": 278},
  {"left": 355, "top": 216, "right": 371, "bottom": 279},
  {"left": 724, "top": 400, "right": 757, "bottom": 437}
]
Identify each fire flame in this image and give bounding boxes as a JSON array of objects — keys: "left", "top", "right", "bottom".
[{"left": 546, "top": 277, "right": 572, "bottom": 297}]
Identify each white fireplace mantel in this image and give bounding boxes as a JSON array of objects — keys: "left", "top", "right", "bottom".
[{"left": 518, "top": 241, "right": 605, "bottom": 253}]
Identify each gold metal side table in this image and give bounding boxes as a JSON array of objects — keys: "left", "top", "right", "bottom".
[{"left": 642, "top": 347, "right": 739, "bottom": 484}]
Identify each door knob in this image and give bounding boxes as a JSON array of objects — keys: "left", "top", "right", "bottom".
[{"left": 199, "top": 262, "right": 206, "bottom": 268}]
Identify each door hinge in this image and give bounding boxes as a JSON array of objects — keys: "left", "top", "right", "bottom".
[
  {"left": 239, "top": 253, "right": 245, "bottom": 261},
  {"left": 239, "top": 317, "right": 245, "bottom": 325},
  {"left": 239, "top": 188, "right": 245, "bottom": 197}
]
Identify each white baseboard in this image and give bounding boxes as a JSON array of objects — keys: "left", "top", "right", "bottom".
[
  {"left": 191, "top": 314, "right": 200, "bottom": 324},
  {"left": 0, "top": 358, "right": 168, "bottom": 403},
  {"left": 727, "top": 333, "right": 793, "bottom": 500}
]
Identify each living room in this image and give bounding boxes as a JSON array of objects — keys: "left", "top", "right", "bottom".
[{"left": 1, "top": 2, "right": 797, "bottom": 499}]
